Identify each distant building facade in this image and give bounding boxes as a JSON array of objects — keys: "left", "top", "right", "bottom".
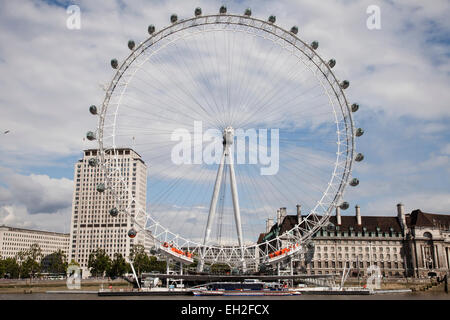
[
  {"left": 405, "top": 208, "right": 450, "bottom": 277},
  {"left": 258, "top": 204, "right": 450, "bottom": 278},
  {"left": 68, "top": 148, "right": 152, "bottom": 276},
  {"left": 0, "top": 225, "right": 70, "bottom": 263}
]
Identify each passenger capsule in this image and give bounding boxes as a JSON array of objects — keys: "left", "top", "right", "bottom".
[
  {"left": 351, "top": 103, "right": 359, "bottom": 113},
  {"left": 97, "top": 183, "right": 106, "bottom": 193},
  {"left": 356, "top": 128, "right": 364, "bottom": 137},
  {"left": 89, "top": 105, "right": 97, "bottom": 115},
  {"left": 109, "top": 208, "right": 119, "bottom": 217},
  {"left": 111, "top": 59, "right": 119, "bottom": 69},
  {"left": 128, "top": 228, "right": 137, "bottom": 238},
  {"left": 170, "top": 14, "right": 178, "bottom": 23},
  {"left": 86, "top": 131, "right": 96, "bottom": 141},
  {"left": 88, "top": 158, "right": 97, "bottom": 167},
  {"left": 219, "top": 5, "right": 227, "bottom": 14},
  {"left": 268, "top": 15, "right": 276, "bottom": 23},
  {"left": 148, "top": 25, "right": 156, "bottom": 34},
  {"left": 194, "top": 7, "right": 202, "bottom": 16},
  {"left": 340, "top": 80, "right": 350, "bottom": 89},
  {"left": 328, "top": 59, "right": 336, "bottom": 68},
  {"left": 327, "top": 222, "right": 335, "bottom": 231},
  {"left": 290, "top": 26, "right": 298, "bottom": 34},
  {"left": 355, "top": 153, "right": 364, "bottom": 162},
  {"left": 311, "top": 41, "right": 319, "bottom": 50},
  {"left": 128, "top": 40, "right": 135, "bottom": 50},
  {"left": 350, "top": 178, "right": 360, "bottom": 187},
  {"left": 244, "top": 8, "right": 252, "bottom": 16},
  {"left": 340, "top": 202, "right": 350, "bottom": 210}
]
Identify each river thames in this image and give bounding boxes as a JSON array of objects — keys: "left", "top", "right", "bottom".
[{"left": 0, "top": 292, "right": 448, "bottom": 300}]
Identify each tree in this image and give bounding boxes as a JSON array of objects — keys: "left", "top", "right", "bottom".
[
  {"left": 0, "top": 259, "right": 5, "bottom": 278},
  {"left": 0, "top": 258, "right": 20, "bottom": 278},
  {"left": 108, "top": 253, "right": 127, "bottom": 278},
  {"left": 20, "top": 257, "right": 41, "bottom": 279},
  {"left": 15, "top": 250, "right": 26, "bottom": 278},
  {"left": 28, "top": 243, "right": 43, "bottom": 261},
  {"left": 42, "top": 250, "right": 68, "bottom": 274},
  {"left": 88, "top": 248, "right": 111, "bottom": 277},
  {"left": 69, "top": 259, "right": 80, "bottom": 267},
  {"left": 148, "top": 256, "right": 166, "bottom": 273},
  {"left": 211, "top": 263, "right": 231, "bottom": 274},
  {"left": 129, "top": 244, "right": 150, "bottom": 276},
  {"left": 17, "top": 244, "right": 42, "bottom": 278},
  {"left": 129, "top": 245, "right": 168, "bottom": 275}
]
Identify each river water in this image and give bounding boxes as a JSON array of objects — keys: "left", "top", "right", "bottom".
[{"left": 0, "top": 292, "right": 448, "bottom": 300}]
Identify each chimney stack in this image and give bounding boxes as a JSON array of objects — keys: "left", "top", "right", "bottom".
[
  {"left": 277, "top": 209, "right": 281, "bottom": 225},
  {"left": 336, "top": 206, "right": 341, "bottom": 226},
  {"left": 266, "top": 218, "right": 274, "bottom": 233},
  {"left": 356, "top": 205, "right": 362, "bottom": 226},
  {"left": 397, "top": 203, "right": 406, "bottom": 231},
  {"left": 280, "top": 207, "right": 287, "bottom": 223},
  {"left": 296, "top": 204, "right": 302, "bottom": 224}
]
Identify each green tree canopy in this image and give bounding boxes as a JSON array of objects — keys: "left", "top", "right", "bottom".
[
  {"left": 0, "top": 258, "right": 6, "bottom": 278},
  {"left": 211, "top": 263, "right": 231, "bottom": 274},
  {"left": 0, "top": 257, "right": 20, "bottom": 278},
  {"left": 148, "top": 256, "right": 166, "bottom": 273},
  {"left": 27, "top": 243, "right": 43, "bottom": 261},
  {"left": 69, "top": 259, "right": 80, "bottom": 267},
  {"left": 108, "top": 253, "right": 128, "bottom": 278},
  {"left": 20, "top": 257, "right": 41, "bottom": 278},
  {"left": 42, "top": 250, "right": 68, "bottom": 274},
  {"left": 88, "top": 248, "right": 111, "bottom": 277},
  {"left": 16, "top": 243, "right": 43, "bottom": 278},
  {"left": 130, "top": 244, "right": 150, "bottom": 276}
]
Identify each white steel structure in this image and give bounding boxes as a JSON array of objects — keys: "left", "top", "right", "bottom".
[
  {"left": 86, "top": 7, "right": 364, "bottom": 271},
  {"left": 199, "top": 126, "right": 246, "bottom": 271}
]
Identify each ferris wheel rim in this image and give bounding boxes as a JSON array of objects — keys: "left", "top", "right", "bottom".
[{"left": 96, "top": 12, "right": 356, "bottom": 265}]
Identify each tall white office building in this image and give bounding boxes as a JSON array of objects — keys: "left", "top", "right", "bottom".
[{"left": 68, "top": 148, "right": 151, "bottom": 276}]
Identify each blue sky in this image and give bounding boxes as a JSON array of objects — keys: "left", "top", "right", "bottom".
[{"left": 0, "top": 0, "right": 449, "bottom": 235}]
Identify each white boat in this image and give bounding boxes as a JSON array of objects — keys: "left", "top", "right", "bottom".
[
  {"left": 294, "top": 286, "right": 372, "bottom": 295},
  {"left": 223, "top": 290, "right": 299, "bottom": 296},
  {"left": 190, "top": 281, "right": 301, "bottom": 296},
  {"left": 192, "top": 290, "right": 224, "bottom": 296}
]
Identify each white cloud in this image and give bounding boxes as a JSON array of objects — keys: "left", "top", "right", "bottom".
[
  {"left": 0, "top": 205, "right": 71, "bottom": 233},
  {"left": 0, "top": 168, "right": 73, "bottom": 232},
  {"left": 0, "top": 0, "right": 448, "bottom": 164},
  {"left": 441, "top": 144, "right": 450, "bottom": 155},
  {"left": 363, "top": 193, "right": 450, "bottom": 216},
  {"left": 0, "top": 0, "right": 448, "bottom": 237},
  {"left": 0, "top": 168, "right": 73, "bottom": 214}
]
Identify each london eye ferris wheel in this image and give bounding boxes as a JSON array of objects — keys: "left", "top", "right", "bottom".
[{"left": 86, "top": 6, "right": 364, "bottom": 271}]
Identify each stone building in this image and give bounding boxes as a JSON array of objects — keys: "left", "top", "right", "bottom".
[
  {"left": 0, "top": 225, "right": 70, "bottom": 265},
  {"left": 258, "top": 204, "right": 450, "bottom": 278},
  {"left": 405, "top": 208, "right": 450, "bottom": 277},
  {"left": 68, "top": 148, "right": 152, "bottom": 277}
]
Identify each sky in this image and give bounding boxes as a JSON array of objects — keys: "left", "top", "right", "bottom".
[{"left": 0, "top": 0, "right": 449, "bottom": 236}]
